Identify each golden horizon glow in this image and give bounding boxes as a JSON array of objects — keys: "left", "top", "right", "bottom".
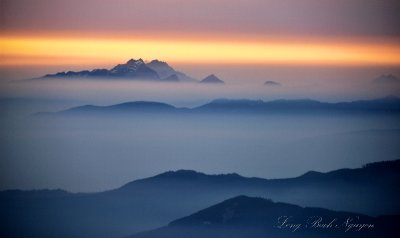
[{"left": 1, "top": 36, "right": 400, "bottom": 66}]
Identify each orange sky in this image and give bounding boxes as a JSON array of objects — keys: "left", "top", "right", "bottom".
[
  {"left": 1, "top": 34, "right": 400, "bottom": 67},
  {"left": 1, "top": 0, "right": 400, "bottom": 68}
]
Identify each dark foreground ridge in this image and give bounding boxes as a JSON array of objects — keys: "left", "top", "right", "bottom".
[
  {"left": 1, "top": 160, "right": 399, "bottom": 238},
  {"left": 128, "top": 195, "right": 400, "bottom": 238}
]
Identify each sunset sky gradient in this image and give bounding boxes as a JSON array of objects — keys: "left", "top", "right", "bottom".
[{"left": 1, "top": 0, "right": 400, "bottom": 67}]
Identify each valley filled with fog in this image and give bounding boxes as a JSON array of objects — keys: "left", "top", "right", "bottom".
[{"left": 1, "top": 81, "right": 399, "bottom": 192}]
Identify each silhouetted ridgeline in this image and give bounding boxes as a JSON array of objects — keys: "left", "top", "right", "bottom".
[
  {"left": 194, "top": 96, "right": 400, "bottom": 113},
  {"left": 128, "top": 196, "right": 400, "bottom": 238},
  {"left": 363, "top": 159, "right": 400, "bottom": 169},
  {"left": 36, "top": 96, "right": 400, "bottom": 116},
  {"left": 61, "top": 101, "right": 183, "bottom": 115},
  {"left": 1, "top": 160, "right": 399, "bottom": 238},
  {"left": 39, "top": 59, "right": 198, "bottom": 82}
]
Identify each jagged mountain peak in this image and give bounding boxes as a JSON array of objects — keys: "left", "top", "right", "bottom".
[
  {"left": 126, "top": 58, "right": 145, "bottom": 65},
  {"left": 111, "top": 58, "right": 146, "bottom": 71},
  {"left": 38, "top": 58, "right": 211, "bottom": 83},
  {"left": 148, "top": 59, "right": 168, "bottom": 65}
]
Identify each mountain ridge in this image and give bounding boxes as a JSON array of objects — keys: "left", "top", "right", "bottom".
[
  {"left": 40, "top": 59, "right": 201, "bottom": 82},
  {"left": 1, "top": 160, "right": 399, "bottom": 238},
  {"left": 128, "top": 195, "right": 399, "bottom": 238},
  {"left": 4, "top": 159, "right": 395, "bottom": 195},
  {"left": 36, "top": 96, "right": 400, "bottom": 116}
]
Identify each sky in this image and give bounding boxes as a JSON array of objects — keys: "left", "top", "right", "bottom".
[
  {"left": 1, "top": 0, "right": 400, "bottom": 66},
  {"left": 0, "top": 0, "right": 400, "bottom": 101}
]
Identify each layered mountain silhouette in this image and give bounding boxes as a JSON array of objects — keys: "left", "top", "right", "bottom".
[
  {"left": 40, "top": 59, "right": 199, "bottom": 82},
  {"left": 194, "top": 96, "right": 400, "bottom": 113},
  {"left": 1, "top": 160, "right": 399, "bottom": 238},
  {"left": 38, "top": 96, "right": 400, "bottom": 116},
  {"left": 129, "top": 196, "right": 399, "bottom": 238},
  {"left": 54, "top": 101, "right": 184, "bottom": 116}
]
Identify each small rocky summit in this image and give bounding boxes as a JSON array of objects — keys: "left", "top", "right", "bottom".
[
  {"left": 200, "top": 74, "right": 225, "bottom": 84},
  {"left": 264, "top": 80, "right": 281, "bottom": 86}
]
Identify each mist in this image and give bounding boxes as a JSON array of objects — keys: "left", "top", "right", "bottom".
[
  {"left": 1, "top": 65, "right": 400, "bottom": 192},
  {"left": 1, "top": 107, "right": 399, "bottom": 192},
  {"left": 1, "top": 64, "right": 400, "bottom": 109}
]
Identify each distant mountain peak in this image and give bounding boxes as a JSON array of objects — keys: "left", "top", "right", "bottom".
[
  {"left": 210, "top": 98, "right": 264, "bottom": 105},
  {"left": 128, "top": 58, "right": 143, "bottom": 63},
  {"left": 154, "top": 170, "right": 207, "bottom": 179},
  {"left": 264, "top": 80, "right": 281, "bottom": 86},
  {"left": 126, "top": 58, "right": 145, "bottom": 65},
  {"left": 39, "top": 58, "right": 200, "bottom": 82},
  {"left": 112, "top": 101, "right": 175, "bottom": 108},
  {"left": 147, "top": 170, "right": 248, "bottom": 183},
  {"left": 200, "top": 74, "right": 224, "bottom": 84},
  {"left": 110, "top": 58, "right": 149, "bottom": 74},
  {"left": 118, "top": 170, "right": 250, "bottom": 189}
]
